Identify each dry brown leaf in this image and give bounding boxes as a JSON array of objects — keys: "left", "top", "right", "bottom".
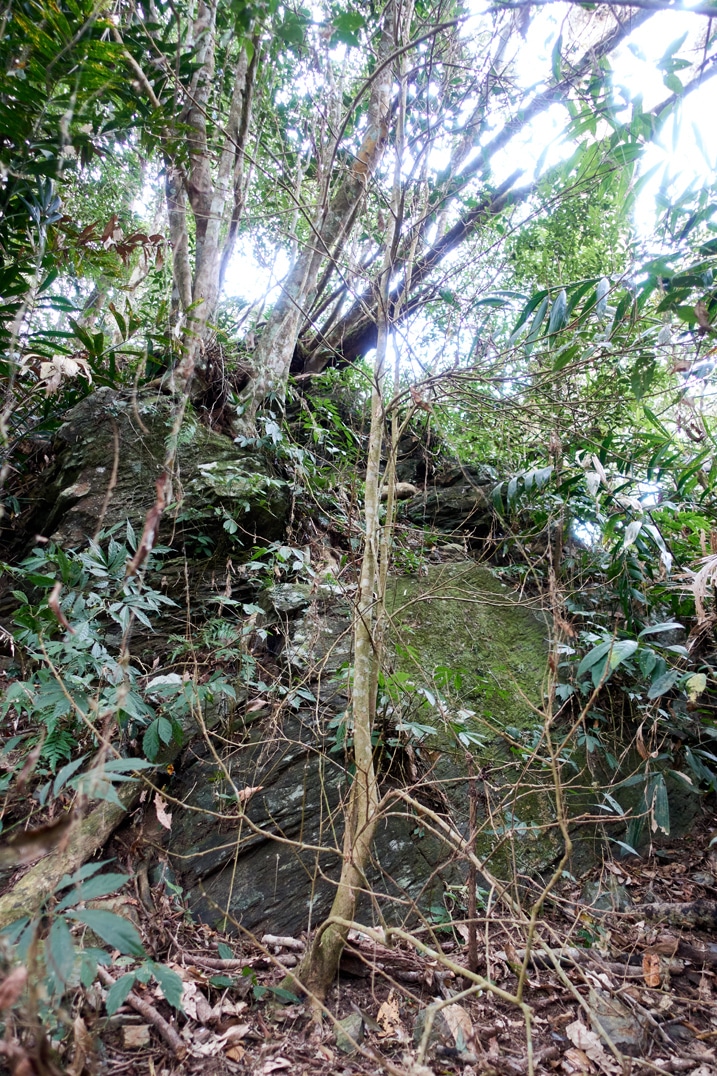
[
  {"left": 181, "top": 982, "right": 213, "bottom": 1024},
  {"left": 0, "top": 967, "right": 27, "bottom": 1010},
  {"left": 210, "top": 998, "right": 248, "bottom": 1022},
  {"left": 48, "top": 581, "right": 75, "bottom": 634},
  {"left": 122, "top": 1025, "right": 151, "bottom": 1049},
  {"left": 642, "top": 952, "right": 661, "bottom": 988},
  {"left": 562, "top": 1045, "right": 595, "bottom": 1073},
  {"left": 441, "top": 1003, "right": 473, "bottom": 1050},
  {"left": 238, "top": 784, "right": 263, "bottom": 804},
  {"left": 263, "top": 1058, "right": 292, "bottom": 1074},
  {"left": 377, "top": 990, "right": 403, "bottom": 1039},
  {"left": 39, "top": 355, "right": 92, "bottom": 395},
  {"left": 245, "top": 699, "right": 267, "bottom": 713},
  {"left": 565, "top": 1020, "right": 618, "bottom": 1073},
  {"left": 67, "top": 1015, "right": 94, "bottom": 1076},
  {"left": 154, "top": 792, "right": 172, "bottom": 830},
  {"left": 225, "top": 1043, "right": 245, "bottom": 1061},
  {"left": 220, "top": 1024, "right": 250, "bottom": 1044}
]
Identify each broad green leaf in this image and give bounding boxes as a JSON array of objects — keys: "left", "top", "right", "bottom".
[
  {"left": 69, "top": 910, "right": 145, "bottom": 956},
  {"left": 143, "top": 721, "right": 161, "bottom": 761},
  {"left": 105, "top": 972, "right": 136, "bottom": 1015},
  {"left": 148, "top": 962, "right": 184, "bottom": 1010},
  {"left": 53, "top": 754, "right": 88, "bottom": 797},
  {"left": 607, "top": 639, "right": 638, "bottom": 670},
  {"left": 47, "top": 917, "right": 75, "bottom": 985},
  {"left": 548, "top": 289, "right": 568, "bottom": 335},
  {"left": 510, "top": 290, "right": 548, "bottom": 340},
  {"left": 647, "top": 669, "right": 681, "bottom": 699},
  {"left": 610, "top": 838, "right": 640, "bottom": 858},
  {"left": 101, "top": 758, "right": 154, "bottom": 773},
  {"left": 55, "top": 860, "right": 114, "bottom": 893},
  {"left": 595, "top": 276, "right": 609, "bottom": 317},
  {"left": 56, "top": 873, "right": 130, "bottom": 912},
  {"left": 577, "top": 640, "right": 613, "bottom": 677},
  {"left": 637, "top": 621, "right": 684, "bottom": 639},
  {"left": 525, "top": 295, "right": 549, "bottom": 352}
]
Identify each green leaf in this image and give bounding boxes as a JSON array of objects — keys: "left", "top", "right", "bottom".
[
  {"left": 217, "top": 942, "right": 235, "bottom": 960},
  {"left": 148, "top": 961, "right": 184, "bottom": 1010},
  {"left": 56, "top": 872, "right": 130, "bottom": 912},
  {"left": 143, "top": 721, "right": 161, "bottom": 761},
  {"left": 53, "top": 754, "right": 88, "bottom": 797},
  {"left": 105, "top": 972, "right": 136, "bottom": 1015},
  {"left": 509, "top": 290, "right": 548, "bottom": 341},
  {"left": 577, "top": 640, "right": 613, "bottom": 677},
  {"left": 157, "top": 716, "right": 174, "bottom": 745},
  {"left": 607, "top": 639, "right": 638, "bottom": 670},
  {"left": 525, "top": 295, "right": 549, "bottom": 352},
  {"left": 332, "top": 10, "right": 365, "bottom": 46},
  {"left": 69, "top": 910, "right": 145, "bottom": 956},
  {"left": 595, "top": 277, "right": 609, "bottom": 317},
  {"left": 548, "top": 289, "right": 568, "bottom": 336},
  {"left": 47, "top": 917, "right": 75, "bottom": 985},
  {"left": 101, "top": 758, "right": 154, "bottom": 773},
  {"left": 638, "top": 621, "right": 684, "bottom": 638},
  {"left": 266, "top": 985, "right": 301, "bottom": 1003},
  {"left": 551, "top": 33, "right": 562, "bottom": 83},
  {"left": 668, "top": 769, "right": 695, "bottom": 792},
  {"left": 56, "top": 860, "right": 114, "bottom": 893},
  {"left": 610, "top": 838, "right": 640, "bottom": 858},
  {"left": 647, "top": 669, "right": 681, "bottom": 699}
]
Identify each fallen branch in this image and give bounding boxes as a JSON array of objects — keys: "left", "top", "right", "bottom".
[
  {"left": 637, "top": 900, "right": 717, "bottom": 932},
  {"left": 97, "top": 966, "right": 186, "bottom": 1059},
  {"left": 261, "top": 934, "right": 305, "bottom": 951}
]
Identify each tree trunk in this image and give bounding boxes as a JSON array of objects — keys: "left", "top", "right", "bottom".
[
  {"left": 294, "top": 0, "right": 412, "bottom": 998},
  {"left": 235, "top": 4, "right": 398, "bottom": 432}
]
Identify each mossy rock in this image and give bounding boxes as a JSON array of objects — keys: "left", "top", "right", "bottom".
[
  {"left": 163, "top": 561, "right": 568, "bottom": 938},
  {"left": 387, "top": 562, "right": 563, "bottom": 881},
  {"left": 24, "top": 387, "right": 290, "bottom": 553}
]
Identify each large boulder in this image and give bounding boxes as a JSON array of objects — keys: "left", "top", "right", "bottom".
[
  {"left": 160, "top": 562, "right": 562, "bottom": 937},
  {"left": 20, "top": 387, "right": 290, "bottom": 552}
]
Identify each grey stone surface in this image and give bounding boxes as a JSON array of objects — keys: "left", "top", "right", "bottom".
[
  {"left": 28, "top": 388, "right": 289, "bottom": 550},
  {"left": 163, "top": 564, "right": 559, "bottom": 938},
  {"left": 588, "top": 988, "right": 647, "bottom": 1057},
  {"left": 335, "top": 1012, "right": 364, "bottom": 1054}
]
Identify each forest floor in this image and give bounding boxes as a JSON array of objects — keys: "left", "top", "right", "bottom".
[{"left": 46, "top": 817, "right": 717, "bottom": 1076}]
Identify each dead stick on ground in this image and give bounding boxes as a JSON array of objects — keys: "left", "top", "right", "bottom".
[{"left": 96, "top": 966, "right": 186, "bottom": 1059}]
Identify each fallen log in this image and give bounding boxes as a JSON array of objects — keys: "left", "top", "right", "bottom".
[
  {"left": 0, "top": 781, "right": 140, "bottom": 930},
  {"left": 640, "top": 899, "right": 717, "bottom": 932}
]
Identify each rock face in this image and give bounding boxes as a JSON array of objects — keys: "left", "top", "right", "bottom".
[
  {"left": 161, "top": 563, "right": 559, "bottom": 937},
  {"left": 6, "top": 393, "right": 702, "bottom": 939},
  {"left": 21, "top": 387, "right": 290, "bottom": 551},
  {"left": 398, "top": 465, "right": 495, "bottom": 535}
]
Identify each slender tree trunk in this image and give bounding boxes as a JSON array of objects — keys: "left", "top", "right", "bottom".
[{"left": 294, "top": 0, "right": 414, "bottom": 1000}]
